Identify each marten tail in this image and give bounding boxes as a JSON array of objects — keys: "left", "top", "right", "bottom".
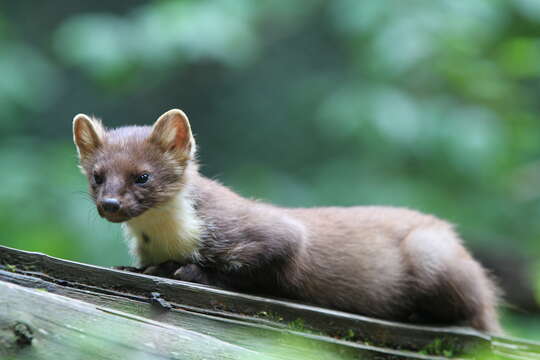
[{"left": 402, "top": 226, "right": 503, "bottom": 334}]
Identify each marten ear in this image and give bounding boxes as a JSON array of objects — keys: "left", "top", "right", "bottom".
[
  {"left": 73, "top": 114, "right": 105, "bottom": 161},
  {"left": 150, "top": 109, "right": 195, "bottom": 160}
]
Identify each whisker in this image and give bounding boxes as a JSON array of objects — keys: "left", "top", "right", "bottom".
[{"left": 71, "top": 190, "right": 94, "bottom": 203}]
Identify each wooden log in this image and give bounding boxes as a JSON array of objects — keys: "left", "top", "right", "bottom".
[
  {"left": 1, "top": 245, "right": 539, "bottom": 359},
  {"left": 0, "top": 279, "right": 453, "bottom": 360},
  {"left": 0, "top": 281, "right": 268, "bottom": 360},
  {"left": 0, "top": 270, "right": 425, "bottom": 360},
  {"left": 0, "top": 245, "right": 488, "bottom": 352}
]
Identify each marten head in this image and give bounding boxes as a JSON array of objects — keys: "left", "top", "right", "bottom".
[{"left": 73, "top": 109, "right": 195, "bottom": 223}]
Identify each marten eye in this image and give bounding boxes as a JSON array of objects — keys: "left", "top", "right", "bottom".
[
  {"left": 93, "top": 173, "right": 104, "bottom": 185},
  {"left": 135, "top": 173, "right": 150, "bottom": 185}
]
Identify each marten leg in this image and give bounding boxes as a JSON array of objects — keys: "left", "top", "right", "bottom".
[
  {"left": 173, "top": 226, "right": 300, "bottom": 291},
  {"left": 172, "top": 262, "right": 291, "bottom": 297},
  {"left": 402, "top": 226, "right": 502, "bottom": 334}
]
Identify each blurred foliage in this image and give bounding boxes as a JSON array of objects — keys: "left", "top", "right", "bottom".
[{"left": 1, "top": 0, "right": 540, "bottom": 340}]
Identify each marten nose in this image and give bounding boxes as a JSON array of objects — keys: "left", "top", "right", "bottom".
[{"left": 101, "top": 198, "right": 120, "bottom": 213}]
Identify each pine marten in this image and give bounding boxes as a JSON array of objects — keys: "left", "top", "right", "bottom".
[{"left": 73, "top": 108, "right": 502, "bottom": 334}]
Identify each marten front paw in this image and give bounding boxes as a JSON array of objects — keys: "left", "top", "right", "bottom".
[
  {"left": 173, "top": 264, "right": 210, "bottom": 284},
  {"left": 142, "top": 260, "right": 182, "bottom": 277}
]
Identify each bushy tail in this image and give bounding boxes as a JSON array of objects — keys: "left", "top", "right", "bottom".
[{"left": 402, "top": 226, "right": 503, "bottom": 334}]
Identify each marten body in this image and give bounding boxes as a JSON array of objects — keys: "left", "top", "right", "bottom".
[{"left": 73, "top": 109, "right": 502, "bottom": 334}]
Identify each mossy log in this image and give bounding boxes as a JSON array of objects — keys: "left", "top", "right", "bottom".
[{"left": 0, "top": 245, "right": 538, "bottom": 359}]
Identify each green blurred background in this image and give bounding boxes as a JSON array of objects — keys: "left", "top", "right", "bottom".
[{"left": 1, "top": 0, "right": 539, "bottom": 340}]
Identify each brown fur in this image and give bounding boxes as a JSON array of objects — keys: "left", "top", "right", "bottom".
[{"left": 73, "top": 109, "right": 503, "bottom": 334}]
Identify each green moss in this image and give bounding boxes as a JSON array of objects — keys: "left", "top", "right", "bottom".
[
  {"left": 287, "top": 318, "right": 306, "bottom": 332},
  {"left": 418, "top": 337, "right": 462, "bottom": 357},
  {"left": 342, "top": 329, "right": 356, "bottom": 342},
  {"left": 255, "top": 311, "right": 284, "bottom": 323},
  {"left": 4, "top": 264, "right": 17, "bottom": 272}
]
